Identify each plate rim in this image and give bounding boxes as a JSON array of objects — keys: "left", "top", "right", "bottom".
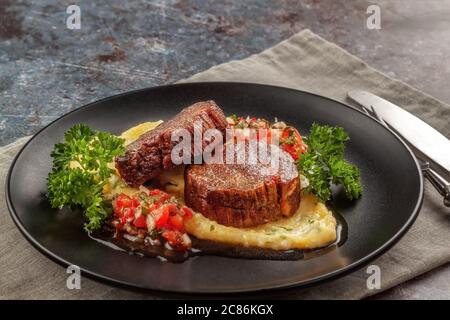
[{"left": 5, "top": 81, "right": 424, "bottom": 294}]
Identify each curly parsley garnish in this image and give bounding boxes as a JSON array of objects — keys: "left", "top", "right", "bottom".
[
  {"left": 47, "top": 124, "right": 125, "bottom": 231},
  {"left": 296, "top": 123, "right": 362, "bottom": 202}
]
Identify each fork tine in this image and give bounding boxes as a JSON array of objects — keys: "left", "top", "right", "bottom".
[
  {"left": 370, "top": 105, "right": 388, "bottom": 126},
  {"left": 360, "top": 106, "right": 371, "bottom": 116}
]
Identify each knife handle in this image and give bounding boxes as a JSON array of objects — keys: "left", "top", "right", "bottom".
[{"left": 423, "top": 167, "right": 450, "bottom": 207}]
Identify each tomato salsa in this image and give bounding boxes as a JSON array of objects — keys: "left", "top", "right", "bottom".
[
  {"left": 226, "top": 115, "right": 306, "bottom": 160},
  {"left": 111, "top": 188, "right": 193, "bottom": 251}
]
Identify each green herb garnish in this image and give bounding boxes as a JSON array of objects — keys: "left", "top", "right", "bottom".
[
  {"left": 296, "top": 123, "right": 362, "bottom": 202},
  {"left": 228, "top": 114, "right": 239, "bottom": 123},
  {"left": 47, "top": 124, "right": 125, "bottom": 231}
]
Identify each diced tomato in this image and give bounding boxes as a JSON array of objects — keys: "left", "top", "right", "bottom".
[
  {"left": 168, "top": 213, "right": 185, "bottom": 232},
  {"left": 162, "top": 230, "right": 188, "bottom": 251},
  {"left": 133, "top": 214, "right": 147, "bottom": 228},
  {"left": 163, "top": 230, "right": 191, "bottom": 251},
  {"left": 279, "top": 127, "right": 305, "bottom": 160},
  {"left": 154, "top": 193, "right": 170, "bottom": 207},
  {"left": 154, "top": 203, "right": 185, "bottom": 231},
  {"left": 149, "top": 189, "right": 161, "bottom": 196},
  {"left": 155, "top": 206, "right": 170, "bottom": 228},
  {"left": 162, "top": 230, "right": 179, "bottom": 244},
  {"left": 116, "top": 194, "right": 132, "bottom": 207},
  {"left": 117, "top": 207, "right": 134, "bottom": 225},
  {"left": 113, "top": 193, "right": 140, "bottom": 217},
  {"left": 282, "top": 144, "right": 299, "bottom": 160},
  {"left": 114, "top": 206, "right": 122, "bottom": 217},
  {"left": 181, "top": 207, "right": 193, "bottom": 219},
  {"left": 129, "top": 197, "right": 140, "bottom": 208}
]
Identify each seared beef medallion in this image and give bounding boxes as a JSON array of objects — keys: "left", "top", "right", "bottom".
[
  {"left": 184, "top": 142, "right": 301, "bottom": 228},
  {"left": 116, "top": 101, "right": 228, "bottom": 186}
]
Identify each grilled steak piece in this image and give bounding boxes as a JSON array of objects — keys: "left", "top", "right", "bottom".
[
  {"left": 184, "top": 142, "right": 301, "bottom": 228},
  {"left": 116, "top": 101, "right": 228, "bottom": 186}
]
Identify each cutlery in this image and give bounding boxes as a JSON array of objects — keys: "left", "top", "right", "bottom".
[
  {"left": 348, "top": 91, "right": 450, "bottom": 173},
  {"left": 348, "top": 91, "right": 450, "bottom": 207}
]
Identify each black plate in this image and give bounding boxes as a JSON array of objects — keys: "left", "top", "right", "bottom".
[{"left": 6, "top": 82, "right": 423, "bottom": 293}]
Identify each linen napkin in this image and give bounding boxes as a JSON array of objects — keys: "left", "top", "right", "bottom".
[{"left": 1, "top": 29, "right": 449, "bottom": 299}]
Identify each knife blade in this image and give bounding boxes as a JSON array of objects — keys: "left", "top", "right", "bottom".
[{"left": 347, "top": 90, "right": 450, "bottom": 174}]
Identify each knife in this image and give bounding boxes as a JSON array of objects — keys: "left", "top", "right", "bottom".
[
  {"left": 347, "top": 90, "right": 450, "bottom": 206},
  {"left": 347, "top": 90, "right": 450, "bottom": 174}
]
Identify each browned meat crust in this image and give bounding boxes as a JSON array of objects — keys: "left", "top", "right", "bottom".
[
  {"left": 184, "top": 142, "right": 301, "bottom": 228},
  {"left": 115, "top": 101, "right": 228, "bottom": 186}
]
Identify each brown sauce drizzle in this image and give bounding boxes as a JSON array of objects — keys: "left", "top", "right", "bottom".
[{"left": 90, "top": 209, "right": 347, "bottom": 263}]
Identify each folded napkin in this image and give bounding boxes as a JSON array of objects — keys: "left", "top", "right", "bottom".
[{"left": 1, "top": 29, "right": 449, "bottom": 299}]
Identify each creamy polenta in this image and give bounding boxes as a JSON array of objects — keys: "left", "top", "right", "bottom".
[
  {"left": 184, "top": 194, "right": 336, "bottom": 250},
  {"left": 121, "top": 120, "right": 163, "bottom": 146}
]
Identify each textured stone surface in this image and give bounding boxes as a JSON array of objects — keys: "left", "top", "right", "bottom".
[{"left": 1, "top": 0, "right": 449, "bottom": 299}]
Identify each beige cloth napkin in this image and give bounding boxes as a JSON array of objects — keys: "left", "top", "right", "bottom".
[{"left": 1, "top": 29, "right": 449, "bottom": 299}]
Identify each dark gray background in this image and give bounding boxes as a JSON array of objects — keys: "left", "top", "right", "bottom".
[{"left": 1, "top": 0, "right": 449, "bottom": 299}]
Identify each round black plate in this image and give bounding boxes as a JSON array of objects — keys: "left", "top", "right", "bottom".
[{"left": 6, "top": 82, "right": 423, "bottom": 293}]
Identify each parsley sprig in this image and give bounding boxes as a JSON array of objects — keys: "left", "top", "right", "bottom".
[
  {"left": 296, "top": 123, "right": 362, "bottom": 202},
  {"left": 47, "top": 124, "right": 125, "bottom": 231}
]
